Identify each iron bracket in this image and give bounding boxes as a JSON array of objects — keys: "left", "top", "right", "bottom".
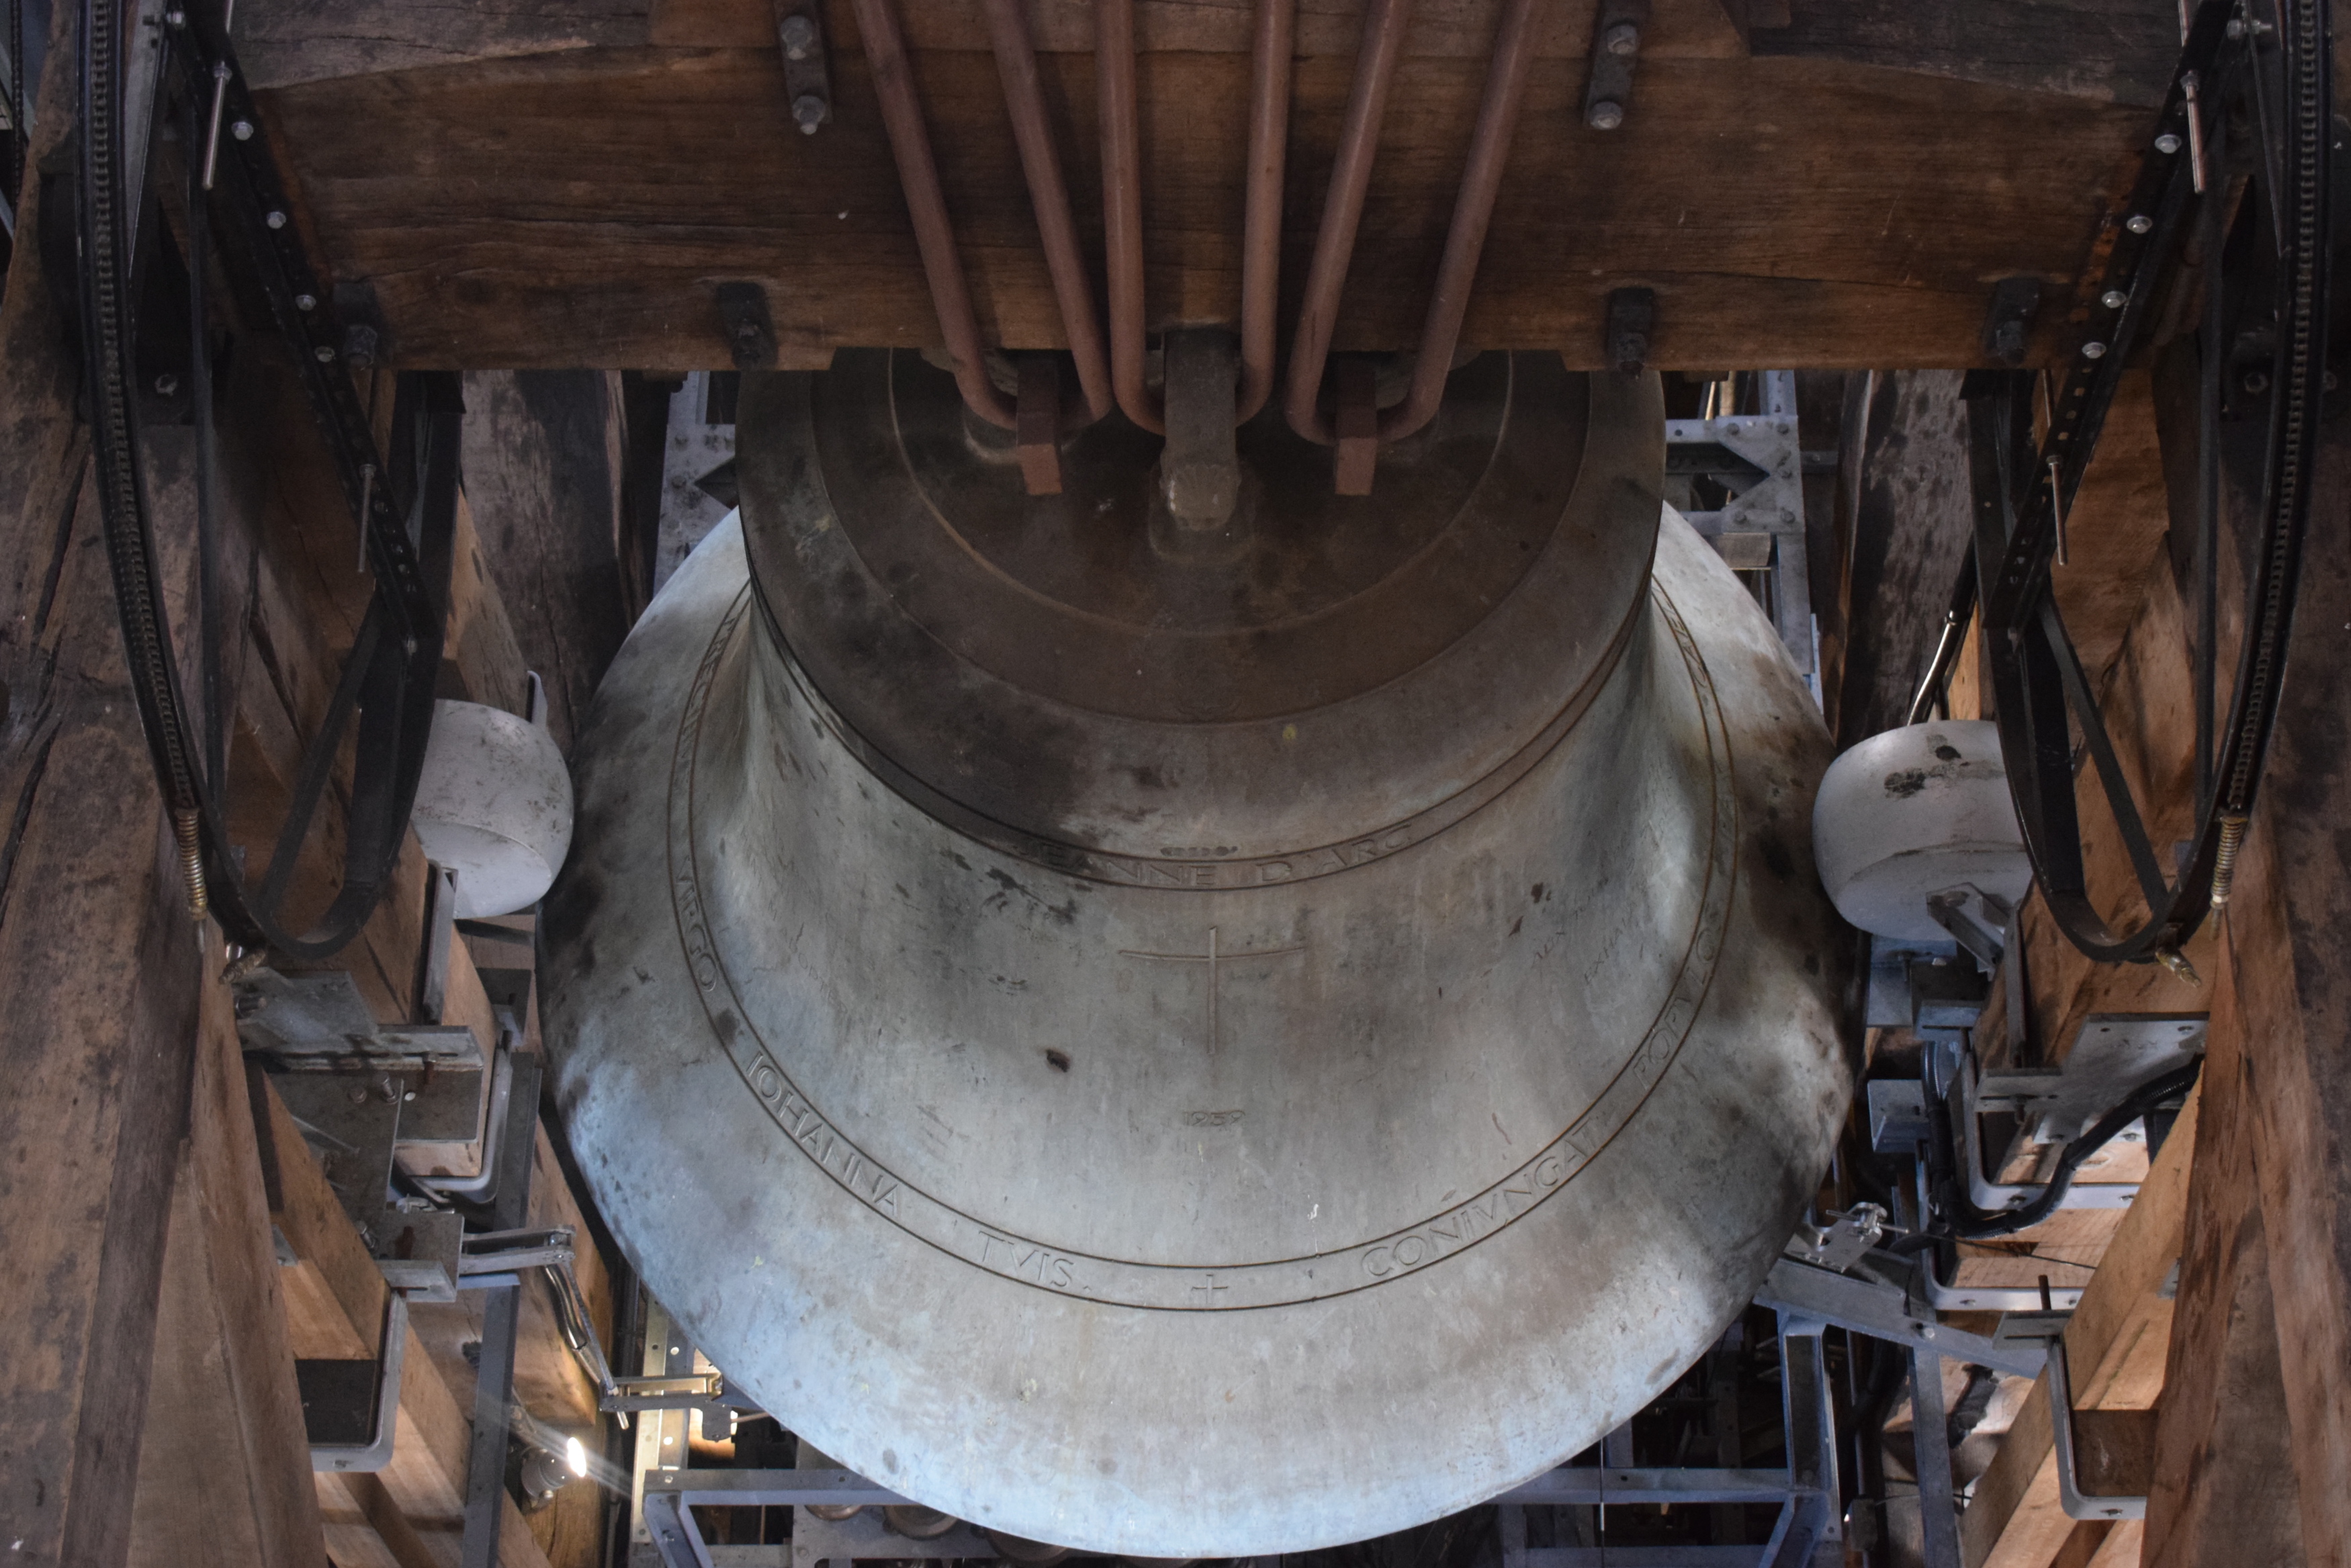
[
  {"left": 777, "top": 1, "right": 834, "bottom": 134},
  {"left": 1581, "top": 0, "right": 1649, "bottom": 130},
  {"left": 307, "top": 1289, "right": 410, "bottom": 1473}
]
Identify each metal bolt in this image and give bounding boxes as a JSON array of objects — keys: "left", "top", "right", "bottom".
[
  {"left": 2101, "top": 289, "right": 2129, "bottom": 310},
  {"left": 1587, "top": 99, "right": 1625, "bottom": 131},
  {"left": 779, "top": 11, "right": 817, "bottom": 58},
  {"left": 2226, "top": 15, "right": 2244, "bottom": 35},
  {"left": 2244, "top": 369, "right": 2270, "bottom": 393},
  {"left": 2154, "top": 132, "right": 2181, "bottom": 154},
  {"left": 1601, "top": 21, "right": 1640, "bottom": 55},
  {"left": 2125, "top": 214, "right": 2153, "bottom": 234},
  {"left": 792, "top": 93, "right": 827, "bottom": 134},
  {"left": 154, "top": 373, "right": 179, "bottom": 396},
  {"left": 165, "top": 7, "right": 185, "bottom": 24},
  {"left": 265, "top": 209, "right": 287, "bottom": 229},
  {"left": 2082, "top": 340, "right": 2108, "bottom": 359},
  {"left": 314, "top": 344, "right": 337, "bottom": 362},
  {"left": 294, "top": 292, "right": 317, "bottom": 311},
  {"left": 2326, "top": 370, "right": 2341, "bottom": 392},
  {"left": 1920, "top": 1324, "right": 1938, "bottom": 1340},
  {"left": 231, "top": 119, "right": 254, "bottom": 141}
]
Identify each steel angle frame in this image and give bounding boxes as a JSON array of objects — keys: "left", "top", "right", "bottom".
[
  {"left": 2046, "top": 1340, "right": 2148, "bottom": 1522},
  {"left": 1666, "top": 370, "right": 1814, "bottom": 682},
  {"left": 647, "top": 1262, "right": 1990, "bottom": 1568},
  {"left": 308, "top": 1291, "right": 410, "bottom": 1473},
  {"left": 1493, "top": 1305, "right": 1840, "bottom": 1568},
  {"left": 642, "top": 1471, "right": 915, "bottom": 1568},
  {"left": 792, "top": 1506, "right": 1004, "bottom": 1565},
  {"left": 1756, "top": 1258, "right": 2047, "bottom": 1378},
  {"left": 1496, "top": 1468, "right": 1799, "bottom": 1507},
  {"left": 1521, "top": 1551, "right": 1787, "bottom": 1568}
]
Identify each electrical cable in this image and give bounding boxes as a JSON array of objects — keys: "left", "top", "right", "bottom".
[
  {"left": 1924, "top": 1059, "right": 2203, "bottom": 1240},
  {"left": 9, "top": 0, "right": 24, "bottom": 226},
  {"left": 75, "top": 0, "right": 456, "bottom": 961},
  {"left": 1960, "top": 0, "right": 2332, "bottom": 966}
]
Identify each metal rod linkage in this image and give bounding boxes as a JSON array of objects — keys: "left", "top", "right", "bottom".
[
  {"left": 1378, "top": 0, "right": 1547, "bottom": 443},
  {"left": 982, "top": 0, "right": 1113, "bottom": 426},
  {"left": 1283, "top": 0, "right": 1417, "bottom": 447},
  {"left": 1237, "top": 0, "right": 1296, "bottom": 422},
  {"left": 1096, "top": 0, "right": 1163, "bottom": 432},
  {"left": 852, "top": 0, "right": 1018, "bottom": 428},
  {"left": 1100, "top": 0, "right": 1296, "bottom": 430},
  {"left": 1284, "top": 0, "right": 1549, "bottom": 472}
]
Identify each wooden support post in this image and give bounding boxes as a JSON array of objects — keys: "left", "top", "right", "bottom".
[
  {"left": 1829, "top": 370, "right": 1974, "bottom": 745},
  {"left": 0, "top": 9, "right": 318, "bottom": 1562},
  {"left": 2143, "top": 953, "right": 2308, "bottom": 1568},
  {"left": 126, "top": 981, "right": 329, "bottom": 1568},
  {"left": 457, "top": 371, "right": 635, "bottom": 753}
]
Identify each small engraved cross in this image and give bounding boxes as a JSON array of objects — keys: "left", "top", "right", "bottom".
[
  {"left": 1120, "top": 927, "right": 1304, "bottom": 1056},
  {"left": 1191, "top": 1273, "right": 1229, "bottom": 1301}
]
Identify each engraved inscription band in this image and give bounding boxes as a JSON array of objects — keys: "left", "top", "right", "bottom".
[{"left": 668, "top": 584, "right": 1738, "bottom": 1311}]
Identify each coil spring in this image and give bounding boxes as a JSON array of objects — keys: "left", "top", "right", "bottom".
[
  {"left": 2210, "top": 812, "right": 2249, "bottom": 911},
  {"left": 173, "top": 806, "right": 208, "bottom": 920}
]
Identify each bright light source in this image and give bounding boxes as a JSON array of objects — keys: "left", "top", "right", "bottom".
[{"left": 566, "top": 1436, "right": 589, "bottom": 1477}]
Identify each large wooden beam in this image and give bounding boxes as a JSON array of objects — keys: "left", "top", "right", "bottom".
[
  {"left": 0, "top": 13, "right": 267, "bottom": 1563},
  {"left": 2143, "top": 948, "right": 2309, "bottom": 1568},
  {"left": 233, "top": 1, "right": 2160, "bottom": 371},
  {"left": 2145, "top": 406, "right": 2351, "bottom": 1568},
  {"left": 126, "top": 984, "right": 327, "bottom": 1568}
]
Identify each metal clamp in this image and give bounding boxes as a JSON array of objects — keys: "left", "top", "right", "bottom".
[
  {"left": 309, "top": 1291, "right": 410, "bottom": 1473},
  {"left": 1912, "top": 1237, "right": 2085, "bottom": 1314},
  {"left": 1953, "top": 1020, "right": 2204, "bottom": 1215},
  {"left": 777, "top": 3, "right": 833, "bottom": 134},
  {"left": 1580, "top": 0, "right": 1648, "bottom": 129},
  {"left": 2047, "top": 1338, "right": 2147, "bottom": 1520}
]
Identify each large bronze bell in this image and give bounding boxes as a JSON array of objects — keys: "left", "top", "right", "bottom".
[{"left": 539, "top": 352, "right": 1853, "bottom": 1555}]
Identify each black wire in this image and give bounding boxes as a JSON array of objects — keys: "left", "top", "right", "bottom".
[
  {"left": 185, "top": 68, "right": 226, "bottom": 792},
  {"left": 77, "top": 2, "right": 457, "bottom": 962},
  {"left": 1944, "top": 1061, "right": 2204, "bottom": 1240},
  {"left": 1952, "top": 1, "right": 2330, "bottom": 966},
  {"left": 2194, "top": 99, "right": 2226, "bottom": 821},
  {"left": 9, "top": 0, "right": 24, "bottom": 220}
]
